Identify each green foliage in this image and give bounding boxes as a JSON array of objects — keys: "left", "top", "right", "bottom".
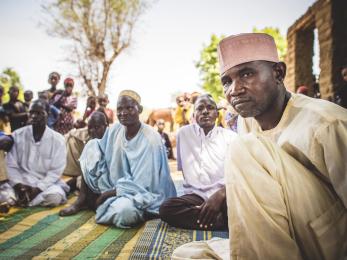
[
  {"left": 195, "top": 34, "right": 224, "bottom": 101},
  {"left": 253, "top": 27, "right": 287, "bottom": 60},
  {"left": 0, "top": 68, "right": 24, "bottom": 103}
]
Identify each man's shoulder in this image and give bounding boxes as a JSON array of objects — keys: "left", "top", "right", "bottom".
[
  {"left": 177, "top": 124, "right": 195, "bottom": 136},
  {"left": 66, "top": 127, "right": 89, "bottom": 141},
  {"left": 240, "top": 94, "right": 347, "bottom": 134},
  {"left": 142, "top": 123, "right": 162, "bottom": 143},
  {"left": 46, "top": 127, "right": 66, "bottom": 144},
  {"left": 2, "top": 102, "right": 13, "bottom": 110},
  {"left": 215, "top": 126, "right": 237, "bottom": 139},
  {"left": 292, "top": 94, "right": 347, "bottom": 124},
  {"left": 12, "top": 125, "right": 30, "bottom": 137}
]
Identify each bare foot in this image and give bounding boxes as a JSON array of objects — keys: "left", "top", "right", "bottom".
[
  {"left": 0, "top": 202, "right": 10, "bottom": 214},
  {"left": 59, "top": 202, "right": 86, "bottom": 216}
]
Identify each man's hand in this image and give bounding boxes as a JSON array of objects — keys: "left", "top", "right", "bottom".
[
  {"left": 14, "top": 183, "right": 30, "bottom": 207},
  {"left": 14, "top": 184, "right": 42, "bottom": 207},
  {"left": 196, "top": 187, "right": 226, "bottom": 229},
  {"left": 95, "top": 189, "right": 117, "bottom": 208}
]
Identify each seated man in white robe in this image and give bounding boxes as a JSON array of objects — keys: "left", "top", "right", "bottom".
[
  {"left": 172, "top": 33, "right": 347, "bottom": 260},
  {"left": 60, "top": 90, "right": 177, "bottom": 228},
  {"left": 160, "top": 94, "right": 235, "bottom": 230},
  {"left": 3, "top": 99, "right": 69, "bottom": 208}
]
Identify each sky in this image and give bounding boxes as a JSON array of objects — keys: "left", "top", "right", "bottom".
[{"left": 0, "top": 0, "right": 317, "bottom": 110}]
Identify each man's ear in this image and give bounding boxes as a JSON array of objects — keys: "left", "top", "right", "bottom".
[
  {"left": 273, "top": 62, "right": 287, "bottom": 83},
  {"left": 138, "top": 105, "right": 143, "bottom": 114},
  {"left": 193, "top": 110, "right": 197, "bottom": 119}
]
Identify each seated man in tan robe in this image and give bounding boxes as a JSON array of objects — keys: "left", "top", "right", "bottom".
[
  {"left": 0, "top": 134, "right": 14, "bottom": 212},
  {"left": 62, "top": 111, "right": 108, "bottom": 192},
  {"left": 172, "top": 33, "right": 347, "bottom": 260}
]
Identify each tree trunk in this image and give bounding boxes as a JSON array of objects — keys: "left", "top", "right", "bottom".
[
  {"left": 98, "top": 62, "right": 111, "bottom": 96},
  {"left": 82, "top": 75, "right": 96, "bottom": 96}
]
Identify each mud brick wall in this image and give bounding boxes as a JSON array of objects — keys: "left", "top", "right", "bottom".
[{"left": 285, "top": 0, "right": 347, "bottom": 99}]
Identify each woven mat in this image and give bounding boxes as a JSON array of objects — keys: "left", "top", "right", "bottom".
[
  {"left": 0, "top": 197, "right": 141, "bottom": 260},
  {"left": 0, "top": 199, "right": 228, "bottom": 259},
  {"left": 0, "top": 163, "right": 227, "bottom": 259},
  {"left": 130, "top": 219, "right": 229, "bottom": 259}
]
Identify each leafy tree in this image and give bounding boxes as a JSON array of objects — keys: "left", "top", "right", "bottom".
[
  {"left": 253, "top": 27, "right": 287, "bottom": 60},
  {"left": 195, "top": 34, "right": 224, "bottom": 101},
  {"left": 0, "top": 68, "right": 24, "bottom": 103},
  {"left": 41, "top": 0, "right": 151, "bottom": 96}
]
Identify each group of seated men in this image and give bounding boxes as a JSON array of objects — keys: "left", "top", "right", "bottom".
[
  {"left": 0, "top": 101, "right": 106, "bottom": 208},
  {"left": 0, "top": 32, "right": 346, "bottom": 259},
  {"left": 0, "top": 91, "right": 177, "bottom": 228}
]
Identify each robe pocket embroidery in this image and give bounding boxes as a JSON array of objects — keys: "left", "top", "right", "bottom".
[{"left": 309, "top": 200, "right": 347, "bottom": 259}]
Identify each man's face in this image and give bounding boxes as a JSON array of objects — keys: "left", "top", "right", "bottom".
[
  {"left": 157, "top": 120, "right": 165, "bottom": 131},
  {"left": 117, "top": 96, "right": 141, "bottom": 127},
  {"left": 64, "top": 84, "right": 73, "bottom": 95},
  {"left": 88, "top": 98, "right": 97, "bottom": 109},
  {"left": 194, "top": 97, "right": 218, "bottom": 130},
  {"left": 24, "top": 92, "right": 33, "bottom": 102},
  {"left": 88, "top": 116, "right": 107, "bottom": 139},
  {"left": 342, "top": 68, "right": 347, "bottom": 82},
  {"left": 38, "top": 91, "right": 49, "bottom": 101},
  {"left": 221, "top": 61, "right": 279, "bottom": 118},
  {"left": 98, "top": 97, "right": 108, "bottom": 107},
  {"left": 9, "top": 88, "right": 19, "bottom": 100},
  {"left": 29, "top": 103, "right": 48, "bottom": 127},
  {"left": 49, "top": 74, "right": 59, "bottom": 87}
]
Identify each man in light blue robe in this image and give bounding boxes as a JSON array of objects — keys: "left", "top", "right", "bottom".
[{"left": 61, "top": 90, "right": 176, "bottom": 228}]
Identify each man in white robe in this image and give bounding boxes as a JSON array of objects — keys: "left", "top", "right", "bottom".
[
  {"left": 172, "top": 33, "right": 347, "bottom": 260},
  {"left": 160, "top": 94, "right": 235, "bottom": 230},
  {"left": 3, "top": 99, "right": 68, "bottom": 207}
]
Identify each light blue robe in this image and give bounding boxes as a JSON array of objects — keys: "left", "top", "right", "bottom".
[{"left": 80, "top": 123, "right": 177, "bottom": 228}]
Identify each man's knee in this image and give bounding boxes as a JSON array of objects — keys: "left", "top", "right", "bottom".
[
  {"left": 172, "top": 239, "right": 227, "bottom": 260},
  {"left": 41, "top": 193, "right": 65, "bottom": 206},
  {"left": 96, "top": 197, "right": 142, "bottom": 228},
  {"left": 159, "top": 198, "right": 176, "bottom": 221},
  {"left": 114, "top": 204, "right": 141, "bottom": 227},
  {"left": 0, "top": 182, "right": 16, "bottom": 206}
]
